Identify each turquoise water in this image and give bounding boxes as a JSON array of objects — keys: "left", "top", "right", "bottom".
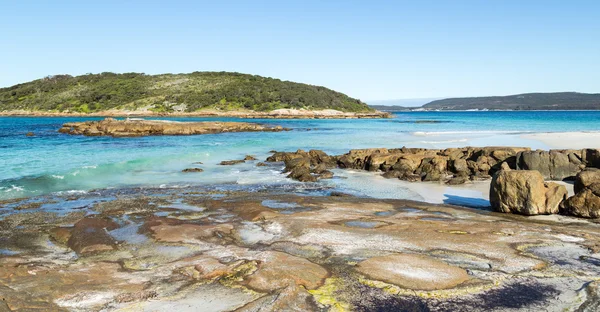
[{"left": 2, "top": 111, "right": 600, "bottom": 200}]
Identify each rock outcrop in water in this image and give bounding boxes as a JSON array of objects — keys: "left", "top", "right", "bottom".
[
  {"left": 268, "top": 147, "right": 600, "bottom": 185},
  {"left": 489, "top": 170, "right": 568, "bottom": 215},
  {"left": 58, "top": 118, "right": 289, "bottom": 137}
]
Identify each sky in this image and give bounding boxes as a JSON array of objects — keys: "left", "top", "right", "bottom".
[{"left": 1, "top": 0, "right": 599, "bottom": 102}]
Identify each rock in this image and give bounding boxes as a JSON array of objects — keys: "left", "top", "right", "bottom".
[
  {"left": 256, "top": 162, "right": 268, "bottom": 167},
  {"left": 243, "top": 251, "right": 328, "bottom": 292},
  {"left": 193, "top": 161, "right": 204, "bottom": 164},
  {"left": 391, "top": 156, "right": 422, "bottom": 174},
  {"left": 318, "top": 170, "right": 334, "bottom": 179},
  {"left": 382, "top": 170, "right": 402, "bottom": 179},
  {"left": 450, "top": 158, "right": 469, "bottom": 174},
  {"left": 284, "top": 157, "right": 310, "bottom": 173},
  {"left": 244, "top": 155, "right": 257, "bottom": 161},
  {"left": 575, "top": 168, "right": 600, "bottom": 193},
  {"left": 311, "top": 163, "right": 328, "bottom": 174},
  {"left": 500, "top": 162, "right": 511, "bottom": 171},
  {"left": 516, "top": 150, "right": 581, "bottom": 180},
  {"left": 308, "top": 150, "right": 336, "bottom": 167},
  {"left": 182, "top": 168, "right": 204, "bottom": 173},
  {"left": 59, "top": 118, "right": 289, "bottom": 137},
  {"left": 446, "top": 176, "right": 468, "bottom": 185},
  {"left": 490, "top": 170, "right": 568, "bottom": 215},
  {"left": 355, "top": 254, "right": 470, "bottom": 290},
  {"left": 220, "top": 160, "right": 245, "bottom": 166},
  {"left": 287, "top": 167, "right": 317, "bottom": 182},
  {"left": 583, "top": 149, "right": 600, "bottom": 168},
  {"left": 560, "top": 183, "right": 600, "bottom": 218},
  {"left": 330, "top": 191, "right": 354, "bottom": 197},
  {"left": 26, "top": 132, "right": 35, "bottom": 137},
  {"left": 266, "top": 152, "right": 287, "bottom": 162},
  {"left": 67, "top": 217, "right": 119, "bottom": 255},
  {"left": 418, "top": 157, "right": 447, "bottom": 182}
]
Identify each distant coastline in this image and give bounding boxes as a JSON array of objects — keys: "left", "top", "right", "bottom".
[
  {"left": 0, "top": 108, "right": 391, "bottom": 119},
  {"left": 371, "top": 92, "right": 600, "bottom": 111}
]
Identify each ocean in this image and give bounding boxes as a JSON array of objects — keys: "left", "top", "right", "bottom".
[{"left": 2, "top": 111, "right": 600, "bottom": 200}]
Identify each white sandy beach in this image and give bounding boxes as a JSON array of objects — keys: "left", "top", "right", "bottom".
[{"left": 522, "top": 132, "right": 600, "bottom": 149}]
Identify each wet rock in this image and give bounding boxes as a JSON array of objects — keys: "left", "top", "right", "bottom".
[
  {"left": 356, "top": 254, "right": 470, "bottom": 290},
  {"left": 256, "top": 162, "right": 268, "bottom": 167},
  {"left": 25, "top": 132, "right": 35, "bottom": 137},
  {"left": 287, "top": 167, "right": 317, "bottom": 182},
  {"left": 49, "top": 227, "right": 72, "bottom": 245},
  {"left": 244, "top": 155, "right": 257, "bottom": 161},
  {"left": 67, "top": 217, "right": 119, "bottom": 255},
  {"left": 237, "top": 285, "right": 318, "bottom": 312},
  {"left": 182, "top": 168, "right": 204, "bottom": 173},
  {"left": 575, "top": 168, "right": 600, "bottom": 193},
  {"left": 317, "top": 170, "right": 334, "bottom": 179},
  {"left": 446, "top": 176, "right": 468, "bottom": 185},
  {"left": 243, "top": 251, "right": 329, "bottom": 292},
  {"left": 220, "top": 160, "right": 245, "bottom": 166},
  {"left": 560, "top": 182, "right": 600, "bottom": 218},
  {"left": 490, "top": 170, "right": 568, "bottom": 215}
]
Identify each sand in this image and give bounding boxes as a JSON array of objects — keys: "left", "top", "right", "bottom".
[{"left": 522, "top": 132, "right": 600, "bottom": 149}]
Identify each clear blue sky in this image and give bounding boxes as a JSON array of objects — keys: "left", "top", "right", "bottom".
[{"left": 1, "top": 0, "right": 599, "bottom": 101}]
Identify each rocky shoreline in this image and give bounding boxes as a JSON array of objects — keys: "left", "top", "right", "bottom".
[
  {"left": 266, "top": 146, "right": 600, "bottom": 218},
  {"left": 1, "top": 108, "right": 391, "bottom": 119},
  {"left": 58, "top": 118, "right": 289, "bottom": 137},
  {"left": 1, "top": 186, "right": 600, "bottom": 311}
]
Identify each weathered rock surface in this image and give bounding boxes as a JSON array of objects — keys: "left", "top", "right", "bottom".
[
  {"left": 356, "top": 254, "right": 470, "bottom": 290},
  {"left": 67, "top": 217, "right": 119, "bottom": 255},
  {"left": 516, "top": 150, "right": 583, "bottom": 180},
  {"left": 59, "top": 118, "right": 289, "bottom": 137},
  {"left": 490, "top": 170, "right": 568, "bottom": 215},
  {"left": 220, "top": 160, "right": 245, "bottom": 166},
  {"left": 2, "top": 189, "right": 600, "bottom": 311},
  {"left": 575, "top": 168, "right": 600, "bottom": 193},
  {"left": 267, "top": 149, "right": 337, "bottom": 181},
  {"left": 269, "top": 146, "right": 600, "bottom": 185},
  {"left": 182, "top": 168, "right": 204, "bottom": 173},
  {"left": 561, "top": 182, "right": 600, "bottom": 218}
]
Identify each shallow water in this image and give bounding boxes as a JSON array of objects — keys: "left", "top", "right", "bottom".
[{"left": 2, "top": 111, "right": 600, "bottom": 200}]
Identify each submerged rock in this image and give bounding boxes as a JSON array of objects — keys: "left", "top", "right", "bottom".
[
  {"left": 182, "top": 168, "right": 204, "bottom": 173},
  {"left": 490, "top": 170, "right": 568, "bottom": 215},
  {"left": 220, "top": 160, "right": 245, "bottom": 166}
]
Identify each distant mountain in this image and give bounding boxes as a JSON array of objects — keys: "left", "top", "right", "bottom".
[
  {"left": 369, "top": 105, "right": 412, "bottom": 111},
  {"left": 0, "top": 72, "right": 374, "bottom": 113},
  {"left": 423, "top": 92, "right": 600, "bottom": 110}
]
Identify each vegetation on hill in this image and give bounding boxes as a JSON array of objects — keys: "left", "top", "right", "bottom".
[
  {"left": 423, "top": 92, "right": 600, "bottom": 110},
  {"left": 0, "top": 72, "right": 373, "bottom": 113}
]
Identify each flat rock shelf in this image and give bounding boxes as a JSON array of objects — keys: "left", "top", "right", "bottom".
[{"left": 58, "top": 118, "right": 289, "bottom": 137}]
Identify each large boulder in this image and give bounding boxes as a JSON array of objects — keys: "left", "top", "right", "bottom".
[
  {"left": 490, "top": 170, "right": 568, "bottom": 215},
  {"left": 516, "top": 150, "right": 581, "bottom": 180},
  {"left": 583, "top": 149, "right": 600, "bottom": 168},
  {"left": 560, "top": 182, "right": 600, "bottom": 218},
  {"left": 574, "top": 168, "right": 600, "bottom": 193}
]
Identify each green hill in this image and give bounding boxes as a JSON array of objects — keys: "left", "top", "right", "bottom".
[
  {"left": 423, "top": 92, "right": 600, "bottom": 110},
  {"left": 0, "top": 72, "right": 373, "bottom": 113}
]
